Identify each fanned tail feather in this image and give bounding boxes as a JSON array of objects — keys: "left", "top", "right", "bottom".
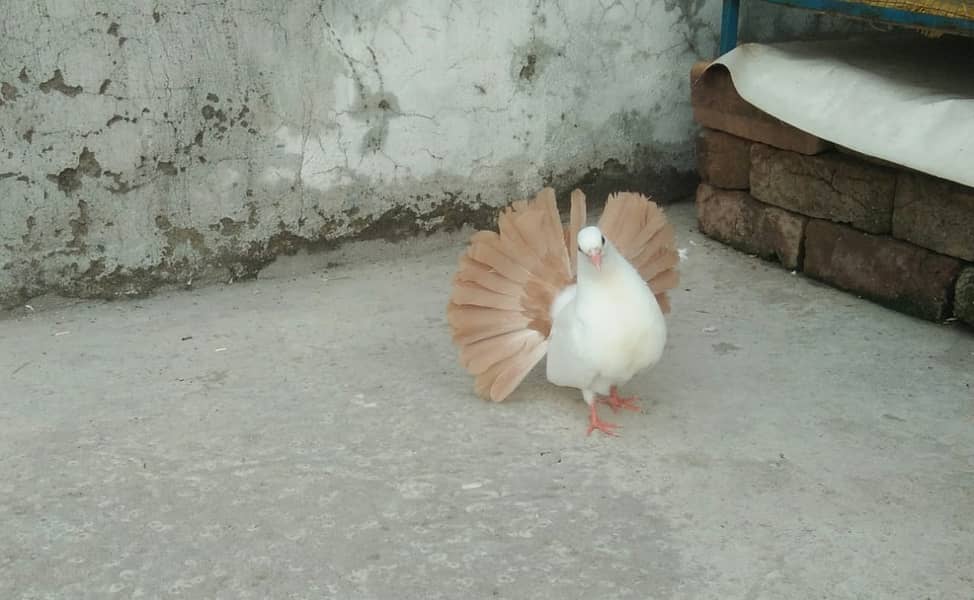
[
  {"left": 566, "top": 189, "right": 587, "bottom": 275},
  {"left": 447, "top": 187, "right": 679, "bottom": 402},
  {"left": 598, "top": 192, "right": 680, "bottom": 313},
  {"left": 447, "top": 188, "right": 573, "bottom": 402}
]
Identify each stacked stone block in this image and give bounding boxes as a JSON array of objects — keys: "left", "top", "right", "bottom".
[{"left": 691, "top": 62, "right": 974, "bottom": 325}]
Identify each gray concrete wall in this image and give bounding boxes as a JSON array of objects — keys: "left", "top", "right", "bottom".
[{"left": 0, "top": 1, "right": 853, "bottom": 307}]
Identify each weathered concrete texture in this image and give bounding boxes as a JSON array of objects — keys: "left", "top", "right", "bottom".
[
  {"left": 893, "top": 171, "right": 974, "bottom": 262},
  {"left": 696, "top": 183, "right": 806, "bottom": 269},
  {"left": 804, "top": 219, "right": 962, "bottom": 321},
  {"left": 0, "top": 0, "right": 711, "bottom": 308},
  {"left": 750, "top": 145, "right": 896, "bottom": 234},
  {"left": 2, "top": 203, "right": 972, "bottom": 598}
]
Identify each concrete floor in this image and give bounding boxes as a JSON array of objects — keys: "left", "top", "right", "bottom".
[{"left": 2, "top": 202, "right": 972, "bottom": 599}]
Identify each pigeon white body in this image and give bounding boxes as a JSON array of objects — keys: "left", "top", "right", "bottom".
[{"left": 546, "top": 229, "right": 667, "bottom": 407}]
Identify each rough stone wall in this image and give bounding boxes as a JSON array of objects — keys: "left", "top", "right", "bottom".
[{"left": 0, "top": 0, "right": 850, "bottom": 307}]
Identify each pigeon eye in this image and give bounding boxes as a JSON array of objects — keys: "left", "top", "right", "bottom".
[{"left": 601, "top": 235, "right": 605, "bottom": 245}]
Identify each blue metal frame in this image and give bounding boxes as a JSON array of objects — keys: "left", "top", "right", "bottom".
[
  {"left": 720, "top": 0, "right": 742, "bottom": 55},
  {"left": 718, "top": 0, "right": 974, "bottom": 56}
]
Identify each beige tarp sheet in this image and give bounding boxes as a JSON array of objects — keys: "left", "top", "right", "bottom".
[{"left": 713, "top": 38, "right": 974, "bottom": 188}]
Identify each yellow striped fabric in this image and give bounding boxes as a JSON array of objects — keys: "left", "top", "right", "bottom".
[{"left": 854, "top": 0, "right": 974, "bottom": 20}]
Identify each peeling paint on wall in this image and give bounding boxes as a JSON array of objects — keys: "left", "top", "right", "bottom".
[{"left": 0, "top": 0, "right": 855, "bottom": 308}]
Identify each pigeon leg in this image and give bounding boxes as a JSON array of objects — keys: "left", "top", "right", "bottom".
[
  {"left": 582, "top": 390, "right": 619, "bottom": 436},
  {"left": 600, "top": 385, "right": 640, "bottom": 413},
  {"left": 587, "top": 403, "right": 620, "bottom": 436}
]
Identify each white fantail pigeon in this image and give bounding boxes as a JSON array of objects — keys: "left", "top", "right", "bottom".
[{"left": 446, "top": 187, "right": 679, "bottom": 435}]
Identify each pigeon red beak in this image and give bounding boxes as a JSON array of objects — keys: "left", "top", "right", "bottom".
[{"left": 589, "top": 251, "right": 602, "bottom": 271}]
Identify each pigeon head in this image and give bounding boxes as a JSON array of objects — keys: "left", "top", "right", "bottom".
[{"left": 577, "top": 226, "right": 607, "bottom": 271}]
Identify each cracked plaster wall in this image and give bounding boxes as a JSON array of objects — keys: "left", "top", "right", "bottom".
[{"left": 0, "top": 0, "right": 854, "bottom": 306}]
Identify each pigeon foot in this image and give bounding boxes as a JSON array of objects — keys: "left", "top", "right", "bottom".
[
  {"left": 586, "top": 404, "right": 620, "bottom": 436},
  {"left": 600, "top": 385, "right": 640, "bottom": 413}
]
